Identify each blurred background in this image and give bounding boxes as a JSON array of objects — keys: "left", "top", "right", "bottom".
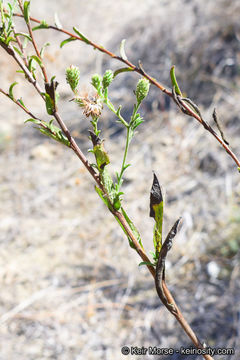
[{"left": 0, "top": 0, "right": 240, "bottom": 359}]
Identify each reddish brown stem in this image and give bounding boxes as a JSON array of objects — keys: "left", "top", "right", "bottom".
[{"left": 17, "top": 1, "right": 49, "bottom": 83}]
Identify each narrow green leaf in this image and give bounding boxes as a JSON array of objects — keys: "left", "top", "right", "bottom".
[
  {"left": 89, "top": 131, "right": 110, "bottom": 170},
  {"left": 139, "top": 261, "right": 155, "bottom": 267},
  {"left": 73, "top": 27, "right": 90, "bottom": 44},
  {"left": 113, "top": 67, "right": 134, "bottom": 78},
  {"left": 13, "top": 46, "right": 23, "bottom": 57},
  {"left": 17, "top": 98, "right": 26, "bottom": 109},
  {"left": 42, "top": 92, "right": 54, "bottom": 115},
  {"left": 32, "top": 20, "right": 49, "bottom": 31},
  {"left": 5, "top": 36, "right": 16, "bottom": 45},
  {"left": 95, "top": 186, "right": 110, "bottom": 208},
  {"left": 121, "top": 207, "right": 143, "bottom": 248},
  {"left": 40, "top": 42, "right": 50, "bottom": 57},
  {"left": 60, "top": 37, "right": 76, "bottom": 48},
  {"left": 9, "top": 81, "right": 18, "bottom": 100},
  {"left": 170, "top": 65, "right": 182, "bottom": 96},
  {"left": 15, "top": 32, "right": 32, "bottom": 42},
  {"left": 30, "top": 55, "right": 43, "bottom": 68},
  {"left": 120, "top": 39, "right": 127, "bottom": 60},
  {"left": 150, "top": 173, "right": 164, "bottom": 255},
  {"left": 24, "top": 118, "right": 40, "bottom": 125},
  {"left": 23, "top": 1, "right": 30, "bottom": 24}
]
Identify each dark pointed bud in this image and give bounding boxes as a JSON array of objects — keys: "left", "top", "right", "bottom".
[
  {"left": 89, "top": 130, "right": 101, "bottom": 146},
  {"left": 45, "top": 78, "right": 59, "bottom": 112},
  {"left": 89, "top": 131, "right": 110, "bottom": 169},
  {"left": 150, "top": 173, "right": 163, "bottom": 218}
]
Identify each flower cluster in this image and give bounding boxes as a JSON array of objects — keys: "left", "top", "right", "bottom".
[{"left": 74, "top": 94, "right": 102, "bottom": 118}]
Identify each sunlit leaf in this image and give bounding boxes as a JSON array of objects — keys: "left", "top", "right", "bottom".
[
  {"left": 32, "top": 20, "right": 49, "bottom": 31},
  {"left": 9, "top": 81, "right": 18, "bottom": 100},
  {"left": 60, "top": 37, "right": 76, "bottom": 48},
  {"left": 170, "top": 65, "right": 182, "bottom": 96},
  {"left": 23, "top": 1, "right": 30, "bottom": 24},
  {"left": 73, "top": 27, "right": 90, "bottom": 44}
]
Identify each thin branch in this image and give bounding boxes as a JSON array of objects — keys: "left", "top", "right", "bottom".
[
  {"left": 17, "top": 0, "right": 49, "bottom": 83},
  {"left": 0, "top": 87, "right": 36, "bottom": 119},
  {"left": 12, "top": 27, "right": 28, "bottom": 67}
]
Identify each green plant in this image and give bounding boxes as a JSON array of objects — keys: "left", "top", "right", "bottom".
[{"left": 1, "top": 2, "right": 239, "bottom": 359}]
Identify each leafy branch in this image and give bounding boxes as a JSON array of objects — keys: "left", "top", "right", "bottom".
[{"left": 5, "top": 5, "right": 240, "bottom": 169}]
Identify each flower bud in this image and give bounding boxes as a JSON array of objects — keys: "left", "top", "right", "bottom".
[
  {"left": 135, "top": 78, "right": 150, "bottom": 103},
  {"left": 66, "top": 65, "right": 80, "bottom": 93},
  {"left": 91, "top": 74, "right": 102, "bottom": 90},
  {"left": 102, "top": 70, "right": 113, "bottom": 89}
]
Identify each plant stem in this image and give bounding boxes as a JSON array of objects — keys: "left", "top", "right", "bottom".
[
  {"left": 116, "top": 102, "right": 140, "bottom": 191},
  {"left": 17, "top": 0, "right": 49, "bottom": 83},
  {"left": 104, "top": 98, "right": 128, "bottom": 127},
  {"left": 117, "top": 126, "right": 131, "bottom": 191}
]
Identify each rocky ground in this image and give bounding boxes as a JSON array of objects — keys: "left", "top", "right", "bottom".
[{"left": 0, "top": 0, "right": 240, "bottom": 359}]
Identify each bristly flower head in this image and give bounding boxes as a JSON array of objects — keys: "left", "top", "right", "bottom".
[
  {"left": 91, "top": 74, "right": 102, "bottom": 91},
  {"left": 135, "top": 78, "right": 150, "bottom": 103},
  {"left": 66, "top": 65, "right": 80, "bottom": 93},
  {"left": 74, "top": 93, "right": 102, "bottom": 118},
  {"left": 102, "top": 70, "right": 113, "bottom": 89}
]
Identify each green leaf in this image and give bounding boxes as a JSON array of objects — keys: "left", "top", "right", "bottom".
[
  {"left": 95, "top": 186, "right": 110, "bottom": 208},
  {"left": 13, "top": 46, "right": 23, "bottom": 57},
  {"left": 170, "top": 65, "right": 182, "bottom": 96},
  {"left": 9, "top": 81, "right": 18, "bottom": 100},
  {"left": 113, "top": 67, "right": 134, "bottom": 78},
  {"left": 120, "top": 39, "right": 127, "bottom": 60},
  {"left": 30, "top": 55, "right": 43, "bottom": 68},
  {"left": 15, "top": 32, "right": 32, "bottom": 42},
  {"left": 32, "top": 20, "right": 49, "bottom": 31},
  {"left": 43, "top": 92, "right": 54, "bottom": 115},
  {"left": 25, "top": 118, "right": 70, "bottom": 147},
  {"left": 17, "top": 98, "right": 26, "bottom": 108},
  {"left": 121, "top": 207, "right": 143, "bottom": 248},
  {"left": 123, "top": 164, "right": 131, "bottom": 171},
  {"left": 24, "top": 118, "right": 40, "bottom": 125},
  {"left": 60, "top": 37, "right": 76, "bottom": 48},
  {"left": 150, "top": 173, "right": 164, "bottom": 255},
  {"left": 5, "top": 36, "right": 16, "bottom": 45},
  {"left": 113, "top": 213, "right": 136, "bottom": 250},
  {"left": 23, "top": 1, "right": 30, "bottom": 24},
  {"left": 238, "top": 167, "right": 240, "bottom": 173},
  {"left": 73, "top": 27, "right": 90, "bottom": 44},
  {"left": 139, "top": 261, "right": 155, "bottom": 267},
  {"left": 89, "top": 131, "right": 110, "bottom": 170},
  {"left": 40, "top": 42, "right": 50, "bottom": 57}
]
